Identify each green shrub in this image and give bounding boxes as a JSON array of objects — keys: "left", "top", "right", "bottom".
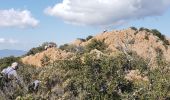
[
  {"left": 130, "top": 27, "right": 138, "bottom": 31},
  {"left": 0, "top": 56, "right": 20, "bottom": 70},
  {"left": 151, "top": 29, "right": 170, "bottom": 46},
  {"left": 77, "top": 38, "right": 86, "bottom": 42},
  {"left": 26, "top": 42, "right": 57, "bottom": 56},
  {"left": 138, "top": 28, "right": 169, "bottom": 47},
  {"left": 26, "top": 47, "right": 44, "bottom": 56},
  {"left": 139, "top": 27, "right": 150, "bottom": 32},
  {"left": 41, "top": 55, "right": 50, "bottom": 66},
  {"left": 59, "top": 44, "right": 79, "bottom": 52},
  {"left": 86, "top": 35, "right": 93, "bottom": 41},
  {"left": 85, "top": 39, "right": 107, "bottom": 52}
]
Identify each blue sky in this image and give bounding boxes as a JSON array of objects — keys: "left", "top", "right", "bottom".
[{"left": 0, "top": 0, "right": 170, "bottom": 50}]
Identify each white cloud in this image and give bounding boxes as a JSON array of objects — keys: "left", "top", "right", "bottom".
[
  {"left": 0, "top": 38, "right": 5, "bottom": 43},
  {"left": 0, "top": 9, "right": 39, "bottom": 28},
  {"left": 0, "top": 38, "right": 18, "bottom": 44},
  {"left": 45, "top": 0, "right": 170, "bottom": 26}
]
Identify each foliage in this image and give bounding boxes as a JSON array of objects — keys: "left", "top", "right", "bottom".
[
  {"left": 86, "top": 35, "right": 93, "bottom": 41},
  {"left": 78, "top": 35, "right": 93, "bottom": 42},
  {"left": 26, "top": 42, "right": 57, "bottom": 56},
  {"left": 85, "top": 39, "right": 107, "bottom": 52},
  {"left": 139, "top": 27, "right": 150, "bottom": 32},
  {"left": 59, "top": 44, "right": 84, "bottom": 53},
  {"left": 0, "top": 56, "right": 20, "bottom": 70},
  {"left": 41, "top": 55, "right": 50, "bottom": 66},
  {"left": 60, "top": 44, "right": 77, "bottom": 52},
  {"left": 26, "top": 46, "right": 44, "bottom": 56},
  {"left": 77, "top": 38, "right": 86, "bottom": 42},
  {"left": 130, "top": 27, "right": 138, "bottom": 31},
  {"left": 138, "top": 27, "right": 170, "bottom": 46},
  {"left": 151, "top": 29, "right": 170, "bottom": 46}
]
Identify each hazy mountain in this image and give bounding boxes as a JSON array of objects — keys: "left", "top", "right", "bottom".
[{"left": 0, "top": 49, "right": 26, "bottom": 58}]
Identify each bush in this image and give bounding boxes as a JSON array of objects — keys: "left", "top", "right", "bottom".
[
  {"left": 151, "top": 29, "right": 170, "bottom": 46},
  {"left": 138, "top": 28, "right": 169, "bottom": 47},
  {"left": 130, "top": 27, "right": 138, "bottom": 31},
  {"left": 77, "top": 38, "right": 86, "bottom": 42},
  {"left": 0, "top": 56, "right": 20, "bottom": 70},
  {"left": 26, "top": 46, "right": 44, "bottom": 56},
  {"left": 139, "top": 27, "right": 150, "bottom": 32},
  {"left": 85, "top": 39, "right": 107, "bottom": 52},
  {"left": 86, "top": 35, "right": 93, "bottom": 41},
  {"left": 26, "top": 42, "right": 57, "bottom": 56},
  {"left": 59, "top": 44, "right": 80, "bottom": 52},
  {"left": 41, "top": 55, "right": 50, "bottom": 66}
]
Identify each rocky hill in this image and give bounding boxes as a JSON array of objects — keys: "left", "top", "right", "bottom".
[
  {"left": 72, "top": 28, "right": 170, "bottom": 67},
  {"left": 6, "top": 27, "right": 169, "bottom": 100},
  {"left": 21, "top": 28, "right": 170, "bottom": 68}
]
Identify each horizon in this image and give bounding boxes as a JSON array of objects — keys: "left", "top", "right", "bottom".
[{"left": 0, "top": 0, "right": 170, "bottom": 51}]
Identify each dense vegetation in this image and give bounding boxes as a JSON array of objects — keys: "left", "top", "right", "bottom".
[
  {"left": 0, "top": 56, "right": 20, "bottom": 70},
  {"left": 1, "top": 49, "right": 170, "bottom": 99},
  {"left": 0, "top": 49, "right": 170, "bottom": 99}
]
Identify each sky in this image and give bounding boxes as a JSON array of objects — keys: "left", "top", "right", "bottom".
[{"left": 0, "top": 0, "right": 170, "bottom": 50}]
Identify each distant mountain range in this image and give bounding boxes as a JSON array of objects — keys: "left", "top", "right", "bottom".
[{"left": 0, "top": 49, "right": 27, "bottom": 58}]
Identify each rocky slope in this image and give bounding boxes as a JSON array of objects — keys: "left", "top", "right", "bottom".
[
  {"left": 72, "top": 28, "right": 170, "bottom": 67},
  {"left": 22, "top": 28, "right": 170, "bottom": 68}
]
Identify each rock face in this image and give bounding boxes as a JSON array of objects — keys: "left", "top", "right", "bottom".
[
  {"left": 72, "top": 28, "right": 170, "bottom": 67},
  {"left": 21, "top": 48, "right": 73, "bottom": 67}
]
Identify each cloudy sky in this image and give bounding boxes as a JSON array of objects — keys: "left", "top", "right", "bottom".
[{"left": 0, "top": 0, "right": 170, "bottom": 50}]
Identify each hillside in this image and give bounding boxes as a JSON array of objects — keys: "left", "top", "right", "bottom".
[
  {"left": 22, "top": 28, "right": 170, "bottom": 67},
  {"left": 1, "top": 27, "right": 170, "bottom": 100},
  {"left": 21, "top": 48, "right": 73, "bottom": 67},
  {"left": 72, "top": 28, "right": 170, "bottom": 67}
]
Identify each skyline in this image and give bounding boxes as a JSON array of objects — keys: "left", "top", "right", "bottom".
[{"left": 0, "top": 0, "right": 170, "bottom": 50}]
